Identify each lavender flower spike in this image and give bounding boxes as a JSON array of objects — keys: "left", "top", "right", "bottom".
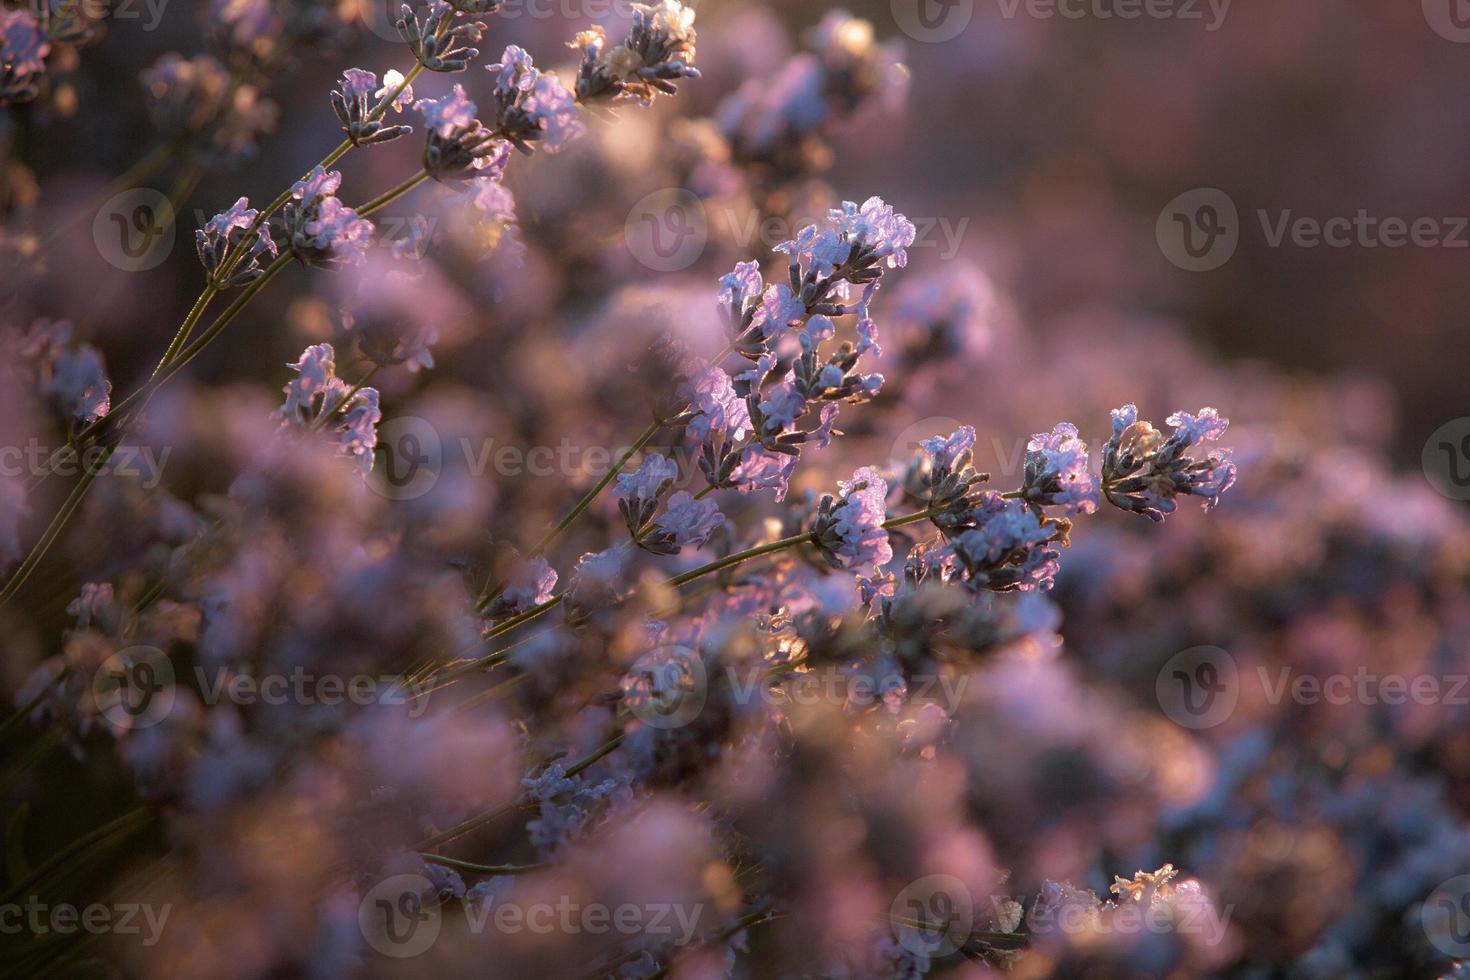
[
  {"left": 332, "top": 68, "right": 413, "bottom": 146},
  {"left": 196, "top": 197, "right": 279, "bottom": 287},
  {"left": 571, "top": 1, "right": 700, "bottom": 108},
  {"left": 1021, "top": 422, "right": 1099, "bottom": 516},
  {"left": 1101, "top": 405, "right": 1237, "bottom": 521},
  {"left": 642, "top": 491, "right": 723, "bottom": 556},
  {"left": 282, "top": 167, "right": 374, "bottom": 269},
  {"left": 616, "top": 454, "right": 680, "bottom": 539},
  {"left": 397, "top": 1, "right": 485, "bottom": 73},
  {"left": 812, "top": 467, "right": 893, "bottom": 571}
]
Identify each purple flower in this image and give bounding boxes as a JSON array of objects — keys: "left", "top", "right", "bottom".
[
  {"left": 571, "top": 1, "right": 700, "bottom": 108},
  {"left": 616, "top": 454, "right": 681, "bottom": 537},
  {"left": 375, "top": 70, "right": 415, "bottom": 110},
  {"left": 1022, "top": 423, "right": 1098, "bottom": 515},
  {"left": 731, "top": 446, "right": 797, "bottom": 502},
  {"left": 643, "top": 491, "right": 723, "bottom": 555},
  {"left": 283, "top": 168, "right": 374, "bottom": 268},
  {"left": 276, "top": 343, "right": 381, "bottom": 472},
  {"left": 1102, "top": 405, "right": 1237, "bottom": 521},
  {"left": 686, "top": 366, "right": 750, "bottom": 441},
  {"left": 718, "top": 261, "right": 763, "bottom": 310},
  {"left": 830, "top": 197, "right": 917, "bottom": 270},
  {"left": 813, "top": 467, "right": 893, "bottom": 571},
  {"left": 523, "top": 73, "right": 582, "bottom": 153},
  {"left": 43, "top": 345, "right": 111, "bottom": 424},
  {"left": 414, "top": 84, "right": 477, "bottom": 137},
  {"left": 333, "top": 69, "right": 413, "bottom": 146},
  {"left": 949, "top": 493, "right": 1062, "bottom": 592},
  {"left": 492, "top": 555, "right": 557, "bottom": 618},
  {"left": 486, "top": 47, "right": 584, "bottom": 155},
  {"left": 196, "top": 197, "right": 278, "bottom": 287},
  {"left": 922, "top": 426, "right": 976, "bottom": 475},
  {"left": 751, "top": 285, "right": 806, "bottom": 340}
]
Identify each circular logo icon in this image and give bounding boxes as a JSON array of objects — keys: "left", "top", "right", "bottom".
[
  {"left": 358, "top": 874, "right": 442, "bottom": 958},
  {"left": 624, "top": 188, "right": 708, "bottom": 273},
  {"left": 1424, "top": 0, "right": 1470, "bottom": 42},
  {"left": 357, "top": 0, "right": 405, "bottom": 42},
  {"left": 371, "top": 416, "right": 443, "bottom": 501},
  {"left": 92, "top": 646, "right": 175, "bottom": 731},
  {"left": 1423, "top": 875, "right": 1470, "bottom": 957},
  {"left": 891, "top": 0, "right": 974, "bottom": 43},
  {"left": 623, "top": 644, "right": 707, "bottom": 730},
  {"left": 94, "top": 188, "right": 176, "bottom": 272},
  {"left": 890, "top": 874, "right": 974, "bottom": 957},
  {"left": 1156, "top": 188, "right": 1238, "bottom": 272},
  {"left": 1156, "top": 646, "right": 1238, "bottom": 730},
  {"left": 1422, "top": 418, "right": 1470, "bottom": 501}
]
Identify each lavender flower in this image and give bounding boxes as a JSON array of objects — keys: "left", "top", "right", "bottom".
[
  {"left": 1021, "top": 423, "right": 1099, "bottom": 515},
  {"left": 1, "top": 8, "right": 49, "bottom": 104},
  {"left": 485, "top": 46, "right": 584, "bottom": 155},
  {"left": 8, "top": 319, "right": 112, "bottom": 425},
  {"left": 331, "top": 68, "right": 413, "bottom": 146},
  {"left": 276, "top": 343, "right": 382, "bottom": 472},
  {"left": 196, "top": 197, "right": 279, "bottom": 287},
  {"left": 571, "top": 1, "right": 700, "bottom": 108},
  {"left": 397, "top": 0, "right": 485, "bottom": 73},
  {"left": 616, "top": 454, "right": 680, "bottom": 539},
  {"left": 906, "top": 425, "right": 990, "bottom": 523},
  {"left": 948, "top": 493, "right": 1065, "bottom": 592},
  {"left": 281, "top": 167, "right": 374, "bottom": 268},
  {"left": 485, "top": 554, "right": 557, "bottom": 620},
  {"left": 642, "top": 491, "right": 723, "bottom": 556},
  {"left": 1101, "top": 405, "right": 1237, "bottom": 521},
  {"left": 417, "top": 85, "right": 512, "bottom": 184},
  {"left": 812, "top": 467, "right": 893, "bottom": 571}
]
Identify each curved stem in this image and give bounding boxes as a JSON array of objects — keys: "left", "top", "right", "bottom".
[
  {"left": 0, "top": 447, "right": 115, "bottom": 606},
  {"left": 358, "top": 170, "right": 430, "bottom": 217}
]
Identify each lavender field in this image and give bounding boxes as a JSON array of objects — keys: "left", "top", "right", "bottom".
[{"left": 2, "top": 1, "right": 1469, "bottom": 977}]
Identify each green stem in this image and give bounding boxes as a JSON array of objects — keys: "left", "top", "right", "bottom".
[
  {"left": 357, "top": 170, "right": 430, "bottom": 217},
  {"left": 419, "top": 854, "right": 546, "bottom": 876},
  {"left": 0, "top": 447, "right": 115, "bottom": 606},
  {"left": 154, "top": 285, "right": 220, "bottom": 377},
  {"left": 0, "top": 807, "right": 154, "bottom": 908}
]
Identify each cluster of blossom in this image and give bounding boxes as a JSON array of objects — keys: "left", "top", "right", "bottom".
[
  {"left": 570, "top": 0, "right": 700, "bottom": 107},
  {"left": 274, "top": 342, "right": 381, "bottom": 471},
  {"left": 1, "top": 318, "right": 111, "bottom": 427},
  {"left": 0, "top": 4, "right": 99, "bottom": 106},
  {"left": 715, "top": 10, "right": 908, "bottom": 171}
]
